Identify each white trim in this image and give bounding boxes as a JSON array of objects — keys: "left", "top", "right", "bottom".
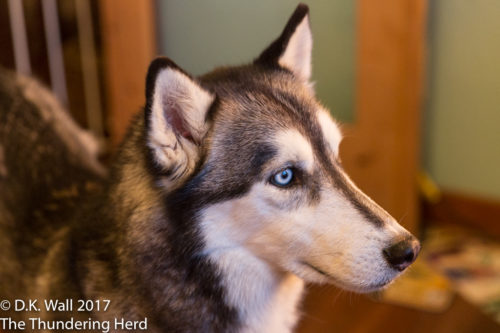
[
  {"left": 41, "top": 0, "right": 68, "bottom": 106},
  {"left": 7, "top": 0, "right": 31, "bottom": 75}
]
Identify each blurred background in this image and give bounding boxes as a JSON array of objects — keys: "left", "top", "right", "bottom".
[{"left": 0, "top": 0, "right": 499, "bottom": 331}]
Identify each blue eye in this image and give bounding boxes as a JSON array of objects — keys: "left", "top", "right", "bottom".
[{"left": 271, "top": 168, "right": 294, "bottom": 187}]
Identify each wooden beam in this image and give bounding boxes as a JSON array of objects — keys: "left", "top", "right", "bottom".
[
  {"left": 341, "top": 0, "right": 427, "bottom": 234},
  {"left": 98, "top": 0, "right": 156, "bottom": 147}
]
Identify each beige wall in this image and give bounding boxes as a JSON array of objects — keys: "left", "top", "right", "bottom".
[
  {"left": 424, "top": 0, "right": 500, "bottom": 199},
  {"left": 156, "top": 0, "right": 355, "bottom": 122}
]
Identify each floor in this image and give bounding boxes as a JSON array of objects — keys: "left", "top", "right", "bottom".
[{"left": 297, "top": 285, "right": 498, "bottom": 333}]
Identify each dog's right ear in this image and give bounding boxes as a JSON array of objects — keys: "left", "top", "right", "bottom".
[{"left": 144, "top": 57, "right": 214, "bottom": 181}]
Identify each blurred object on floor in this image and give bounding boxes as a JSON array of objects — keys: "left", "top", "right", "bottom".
[
  {"left": 418, "top": 171, "right": 442, "bottom": 204},
  {"left": 423, "top": 225, "right": 500, "bottom": 324},
  {"left": 380, "top": 256, "right": 454, "bottom": 312}
]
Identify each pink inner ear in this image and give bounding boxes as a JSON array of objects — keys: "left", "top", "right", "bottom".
[{"left": 165, "top": 106, "right": 195, "bottom": 143}]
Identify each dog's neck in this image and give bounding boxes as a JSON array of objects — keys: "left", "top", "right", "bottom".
[
  {"left": 198, "top": 203, "right": 305, "bottom": 332},
  {"left": 206, "top": 246, "right": 305, "bottom": 333}
]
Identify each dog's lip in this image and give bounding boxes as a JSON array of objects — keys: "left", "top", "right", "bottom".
[
  {"left": 299, "top": 261, "right": 338, "bottom": 280},
  {"left": 366, "top": 280, "right": 391, "bottom": 290},
  {"left": 299, "top": 261, "right": 393, "bottom": 292}
]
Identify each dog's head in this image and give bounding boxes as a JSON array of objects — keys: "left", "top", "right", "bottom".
[{"left": 143, "top": 4, "right": 419, "bottom": 293}]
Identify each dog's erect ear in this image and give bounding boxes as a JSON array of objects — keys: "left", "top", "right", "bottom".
[
  {"left": 255, "top": 3, "right": 312, "bottom": 81},
  {"left": 145, "top": 57, "right": 214, "bottom": 180}
]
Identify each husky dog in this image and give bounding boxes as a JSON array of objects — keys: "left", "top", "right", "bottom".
[{"left": 0, "top": 4, "right": 419, "bottom": 332}]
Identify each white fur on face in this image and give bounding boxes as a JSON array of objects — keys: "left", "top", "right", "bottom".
[
  {"left": 148, "top": 68, "right": 214, "bottom": 183},
  {"left": 316, "top": 109, "right": 342, "bottom": 157},
  {"left": 199, "top": 189, "right": 305, "bottom": 333},
  {"left": 279, "top": 15, "right": 313, "bottom": 82},
  {"left": 271, "top": 129, "right": 314, "bottom": 172}
]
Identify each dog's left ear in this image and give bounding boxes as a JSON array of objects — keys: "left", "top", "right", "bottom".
[
  {"left": 144, "top": 57, "right": 214, "bottom": 181},
  {"left": 255, "top": 3, "right": 312, "bottom": 82}
]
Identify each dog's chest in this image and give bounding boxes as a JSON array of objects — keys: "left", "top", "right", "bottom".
[{"left": 239, "top": 274, "right": 304, "bottom": 333}]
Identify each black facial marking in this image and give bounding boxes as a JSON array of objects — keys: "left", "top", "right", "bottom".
[
  {"left": 319, "top": 156, "right": 385, "bottom": 228},
  {"left": 263, "top": 86, "right": 387, "bottom": 227},
  {"left": 263, "top": 87, "right": 386, "bottom": 227},
  {"left": 202, "top": 61, "right": 386, "bottom": 229},
  {"left": 204, "top": 94, "right": 221, "bottom": 123},
  {"left": 307, "top": 169, "right": 322, "bottom": 204}
]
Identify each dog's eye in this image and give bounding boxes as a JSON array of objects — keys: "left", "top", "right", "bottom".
[{"left": 271, "top": 168, "right": 294, "bottom": 187}]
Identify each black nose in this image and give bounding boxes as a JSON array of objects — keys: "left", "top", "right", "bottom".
[{"left": 383, "top": 237, "right": 420, "bottom": 271}]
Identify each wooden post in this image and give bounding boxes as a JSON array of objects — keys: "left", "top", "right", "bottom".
[
  {"left": 98, "top": 0, "right": 156, "bottom": 147},
  {"left": 341, "top": 0, "right": 427, "bottom": 234}
]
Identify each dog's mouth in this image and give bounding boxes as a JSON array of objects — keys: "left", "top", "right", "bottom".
[
  {"left": 299, "top": 261, "right": 392, "bottom": 292},
  {"left": 300, "top": 261, "right": 335, "bottom": 279}
]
